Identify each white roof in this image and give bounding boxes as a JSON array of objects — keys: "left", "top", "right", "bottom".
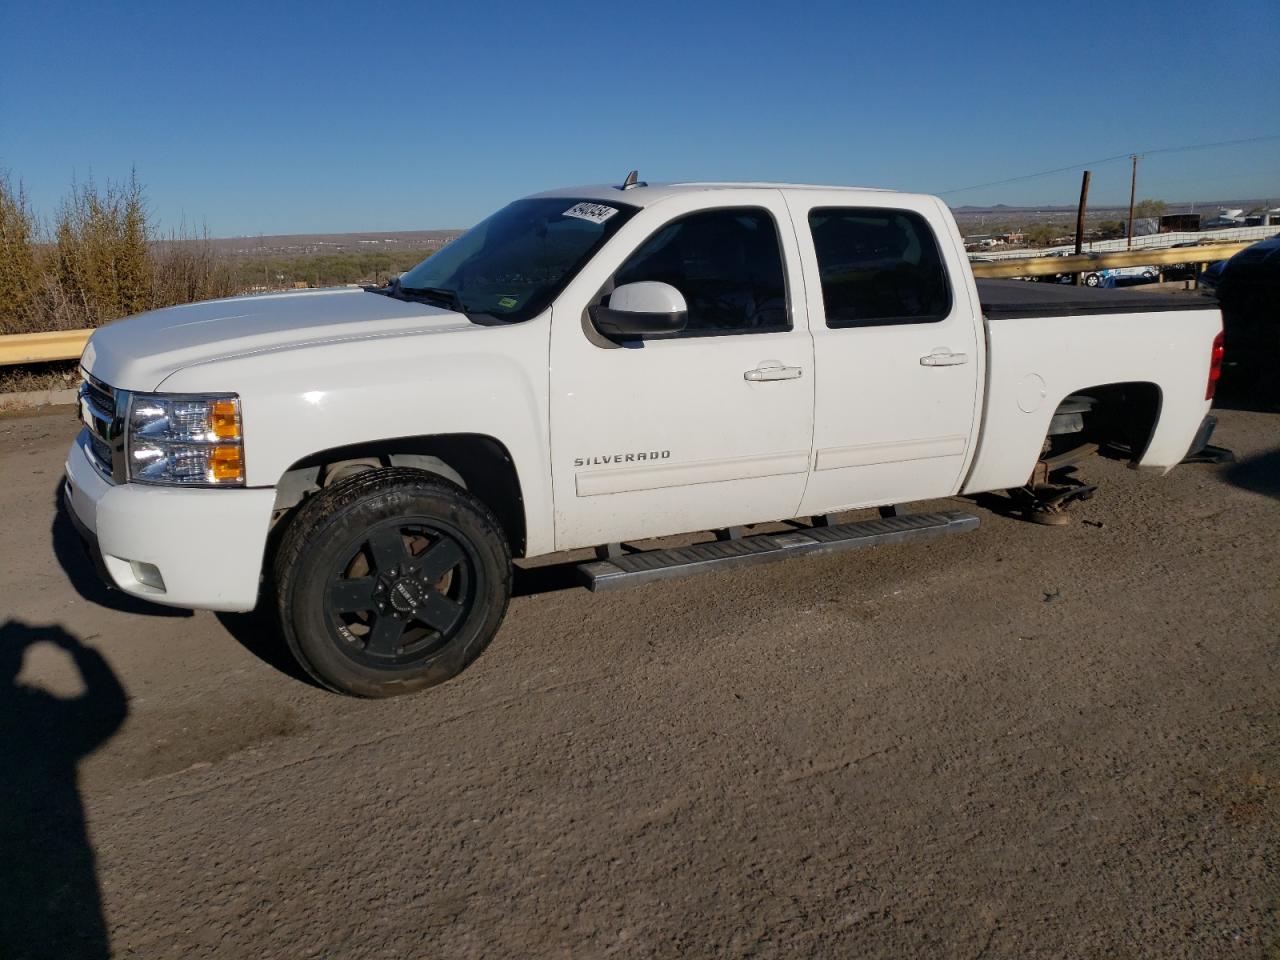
[{"left": 526, "top": 181, "right": 898, "bottom": 207}]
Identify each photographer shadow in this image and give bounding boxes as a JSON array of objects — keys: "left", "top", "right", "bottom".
[{"left": 0, "top": 620, "right": 129, "bottom": 960}]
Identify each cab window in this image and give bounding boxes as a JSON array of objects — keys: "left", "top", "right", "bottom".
[
  {"left": 613, "top": 207, "right": 789, "bottom": 336},
  {"left": 808, "top": 207, "right": 951, "bottom": 327}
]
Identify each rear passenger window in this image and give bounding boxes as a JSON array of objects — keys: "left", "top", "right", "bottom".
[
  {"left": 808, "top": 208, "right": 951, "bottom": 328},
  {"left": 613, "top": 207, "right": 789, "bottom": 336}
]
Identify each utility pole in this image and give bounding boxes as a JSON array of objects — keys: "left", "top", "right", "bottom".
[
  {"left": 1074, "top": 170, "right": 1091, "bottom": 285},
  {"left": 1126, "top": 154, "right": 1140, "bottom": 251},
  {"left": 1074, "top": 170, "right": 1092, "bottom": 254}
]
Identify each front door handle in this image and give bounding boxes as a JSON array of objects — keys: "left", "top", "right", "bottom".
[
  {"left": 745, "top": 361, "right": 803, "bottom": 382},
  {"left": 920, "top": 348, "right": 969, "bottom": 367}
]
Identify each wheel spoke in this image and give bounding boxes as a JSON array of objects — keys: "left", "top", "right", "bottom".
[
  {"left": 367, "top": 527, "right": 409, "bottom": 574},
  {"left": 415, "top": 589, "right": 465, "bottom": 634},
  {"left": 417, "top": 538, "right": 465, "bottom": 582},
  {"left": 328, "top": 577, "right": 377, "bottom": 613},
  {"left": 365, "top": 614, "right": 406, "bottom": 656}
]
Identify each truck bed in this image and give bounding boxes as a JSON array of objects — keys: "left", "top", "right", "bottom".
[
  {"left": 964, "top": 279, "right": 1221, "bottom": 496},
  {"left": 977, "top": 278, "right": 1214, "bottom": 320}
]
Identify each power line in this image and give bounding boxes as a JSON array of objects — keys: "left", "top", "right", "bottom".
[
  {"left": 938, "top": 134, "right": 1280, "bottom": 196},
  {"left": 1139, "top": 166, "right": 1280, "bottom": 189}
]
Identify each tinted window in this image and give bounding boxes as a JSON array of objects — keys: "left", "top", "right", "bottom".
[
  {"left": 809, "top": 208, "right": 951, "bottom": 327},
  {"left": 398, "top": 197, "right": 638, "bottom": 322},
  {"left": 613, "top": 208, "right": 789, "bottom": 336}
]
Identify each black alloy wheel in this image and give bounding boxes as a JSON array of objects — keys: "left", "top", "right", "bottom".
[
  {"left": 274, "top": 468, "right": 512, "bottom": 698},
  {"left": 325, "top": 518, "right": 475, "bottom": 668}
]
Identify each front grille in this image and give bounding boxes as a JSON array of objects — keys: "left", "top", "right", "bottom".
[
  {"left": 79, "top": 371, "right": 123, "bottom": 481},
  {"left": 83, "top": 373, "right": 113, "bottom": 414},
  {"left": 87, "top": 432, "right": 113, "bottom": 469}
]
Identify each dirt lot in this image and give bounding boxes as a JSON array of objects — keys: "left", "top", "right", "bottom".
[{"left": 1, "top": 403, "right": 1277, "bottom": 960}]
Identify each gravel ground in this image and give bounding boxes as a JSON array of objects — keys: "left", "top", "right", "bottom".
[{"left": 0, "top": 403, "right": 1276, "bottom": 960}]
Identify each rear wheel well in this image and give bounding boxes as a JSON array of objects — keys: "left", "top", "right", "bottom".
[
  {"left": 1058, "top": 381, "right": 1162, "bottom": 462},
  {"left": 271, "top": 435, "right": 527, "bottom": 557}
]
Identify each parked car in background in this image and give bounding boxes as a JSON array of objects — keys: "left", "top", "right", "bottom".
[
  {"left": 1198, "top": 258, "right": 1229, "bottom": 294},
  {"left": 1163, "top": 241, "right": 1212, "bottom": 282},
  {"left": 1084, "top": 264, "right": 1158, "bottom": 287},
  {"left": 1035, "top": 249, "right": 1077, "bottom": 284}
]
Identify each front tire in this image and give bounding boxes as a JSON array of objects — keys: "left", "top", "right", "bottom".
[
  {"left": 273, "top": 468, "right": 512, "bottom": 697},
  {"left": 1085, "top": 273, "right": 1102, "bottom": 287}
]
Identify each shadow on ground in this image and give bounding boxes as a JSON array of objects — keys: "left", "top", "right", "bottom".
[
  {"left": 513, "top": 559, "right": 586, "bottom": 597},
  {"left": 51, "top": 478, "right": 318, "bottom": 690},
  {"left": 215, "top": 558, "right": 589, "bottom": 688},
  {"left": 1224, "top": 448, "right": 1280, "bottom": 499},
  {"left": 0, "top": 620, "right": 128, "bottom": 960},
  {"left": 215, "top": 608, "right": 321, "bottom": 688},
  {"left": 51, "top": 482, "right": 190, "bottom": 619}
]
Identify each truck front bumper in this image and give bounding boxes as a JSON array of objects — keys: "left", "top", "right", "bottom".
[{"left": 63, "top": 430, "right": 276, "bottom": 612}]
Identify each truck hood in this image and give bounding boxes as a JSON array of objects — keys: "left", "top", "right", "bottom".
[{"left": 81, "top": 287, "right": 473, "bottom": 391}]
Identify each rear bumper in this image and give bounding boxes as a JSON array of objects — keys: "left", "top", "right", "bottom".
[
  {"left": 63, "top": 430, "right": 276, "bottom": 612},
  {"left": 1185, "top": 413, "right": 1218, "bottom": 459}
]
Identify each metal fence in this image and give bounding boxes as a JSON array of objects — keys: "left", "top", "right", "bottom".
[{"left": 971, "top": 224, "right": 1278, "bottom": 260}]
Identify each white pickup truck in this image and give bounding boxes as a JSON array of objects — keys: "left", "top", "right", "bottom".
[{"left": 65, "top": 177, "right": 1225, "bottom": 697}]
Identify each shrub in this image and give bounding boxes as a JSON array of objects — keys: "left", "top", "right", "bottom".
[
  {"left": 0, "top": 176, "right": 44, "bottom": 334},
  {"left": 50, "top": 173, "right": 153, "bottom": 328},
  {"left": 0, "top": 171, "right": 442, "bottom": 338},
  {"left": 0, "top": 173, "right": 243, "bottom": 335}
]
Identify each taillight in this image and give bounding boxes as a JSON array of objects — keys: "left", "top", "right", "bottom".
[{"left": 1206, "top": 330, "right": 1225, "bottom": 400}]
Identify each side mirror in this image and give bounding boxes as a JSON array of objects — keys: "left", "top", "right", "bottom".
[{"left": 589, "top": 281, "right": 687, "bottom": 340}]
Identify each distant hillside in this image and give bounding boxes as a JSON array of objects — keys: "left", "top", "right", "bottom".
[
  {"left": 202, "top": 199, "right": 1276, "bottom": 255},
  {"left": 204, "top": 229, "right": 465, "bottom": 259}
]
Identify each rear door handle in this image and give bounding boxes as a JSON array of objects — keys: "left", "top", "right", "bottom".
[
  {"left": 745, "top": 361, "right": 803, "bottom": 382},
  {"left": 920, "top": 348, "right": 969, "bottom": 367}
]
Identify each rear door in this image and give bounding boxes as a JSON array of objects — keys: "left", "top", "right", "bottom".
[
  {"left": 787, "top": 192, "right": 983, "bottom": 515},
  {"left": 548, "top": 190, "right": 815, "bottom": 549}
]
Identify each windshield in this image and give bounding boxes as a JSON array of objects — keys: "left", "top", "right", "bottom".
[{"left": 397, "top": 197, "right": 639, "bottom": 322}]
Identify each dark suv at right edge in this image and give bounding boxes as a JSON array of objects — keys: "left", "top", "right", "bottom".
[{"left": 1210, "top": 236, "right": 1280, "bottom": 397}]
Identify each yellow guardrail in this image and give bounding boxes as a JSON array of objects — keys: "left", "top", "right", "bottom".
[
  {"left": 0, "top": 329, "right": 91, "bottom": 367},
  {"left": 0, "top": 241, "right": 1251, "bottom": 367}
]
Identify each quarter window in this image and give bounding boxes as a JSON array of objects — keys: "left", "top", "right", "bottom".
[
  {"left": 612, "top": 207, "right": 789, "bottom": 336},
  {"left": 808, "top": 207, "right": 951, "bottom": 327}
]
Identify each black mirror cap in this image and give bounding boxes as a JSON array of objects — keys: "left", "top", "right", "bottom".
[{"left": 589, "top": 304, "right": 688, "bottom": 340}]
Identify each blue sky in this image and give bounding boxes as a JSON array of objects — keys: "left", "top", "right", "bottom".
[{"left": 2, "top": 0, "right": 1277, "bottom": 236}]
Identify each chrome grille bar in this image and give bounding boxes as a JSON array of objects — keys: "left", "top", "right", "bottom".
[{"left": 78, "top": 370, "right": 126, "bottom": 482}]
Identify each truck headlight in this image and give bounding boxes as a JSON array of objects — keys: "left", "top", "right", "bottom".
[{"left": 126, "top": 393, "right": 245, "bottom": 486}]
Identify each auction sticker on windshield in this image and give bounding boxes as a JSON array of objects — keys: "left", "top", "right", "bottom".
[{"left": 562, "top": 202, "right": 618, "bottom": 224}]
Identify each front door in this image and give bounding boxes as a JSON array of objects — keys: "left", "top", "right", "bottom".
[
  {"left": 788, "top": 194, "right": 983, "bottom": 515},
  {"left": 549, "top": 191, "right": 814, "bottom": 550}
]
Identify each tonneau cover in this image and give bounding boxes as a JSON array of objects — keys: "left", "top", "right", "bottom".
[{"left": 977, "top": 278, "right": 1216, "bottom": 320}]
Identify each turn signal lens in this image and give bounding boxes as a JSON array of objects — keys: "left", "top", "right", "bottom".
[
  {"left": 125, "top": 393, "right": 246, "bottom": 486},
  {"left": 209, "top": 445, "right": 245, "bottom": 483},
  {"left": 210, "top": 400, "right": 241, "bottom": 440}
]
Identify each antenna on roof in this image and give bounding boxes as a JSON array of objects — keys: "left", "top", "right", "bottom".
[{"left": 619, "top": 169, "right": 646, "bottom": 190}]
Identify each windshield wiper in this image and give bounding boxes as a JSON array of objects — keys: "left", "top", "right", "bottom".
[{"left": 399, "top": 284, "right": 468, "bottom": 314}]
